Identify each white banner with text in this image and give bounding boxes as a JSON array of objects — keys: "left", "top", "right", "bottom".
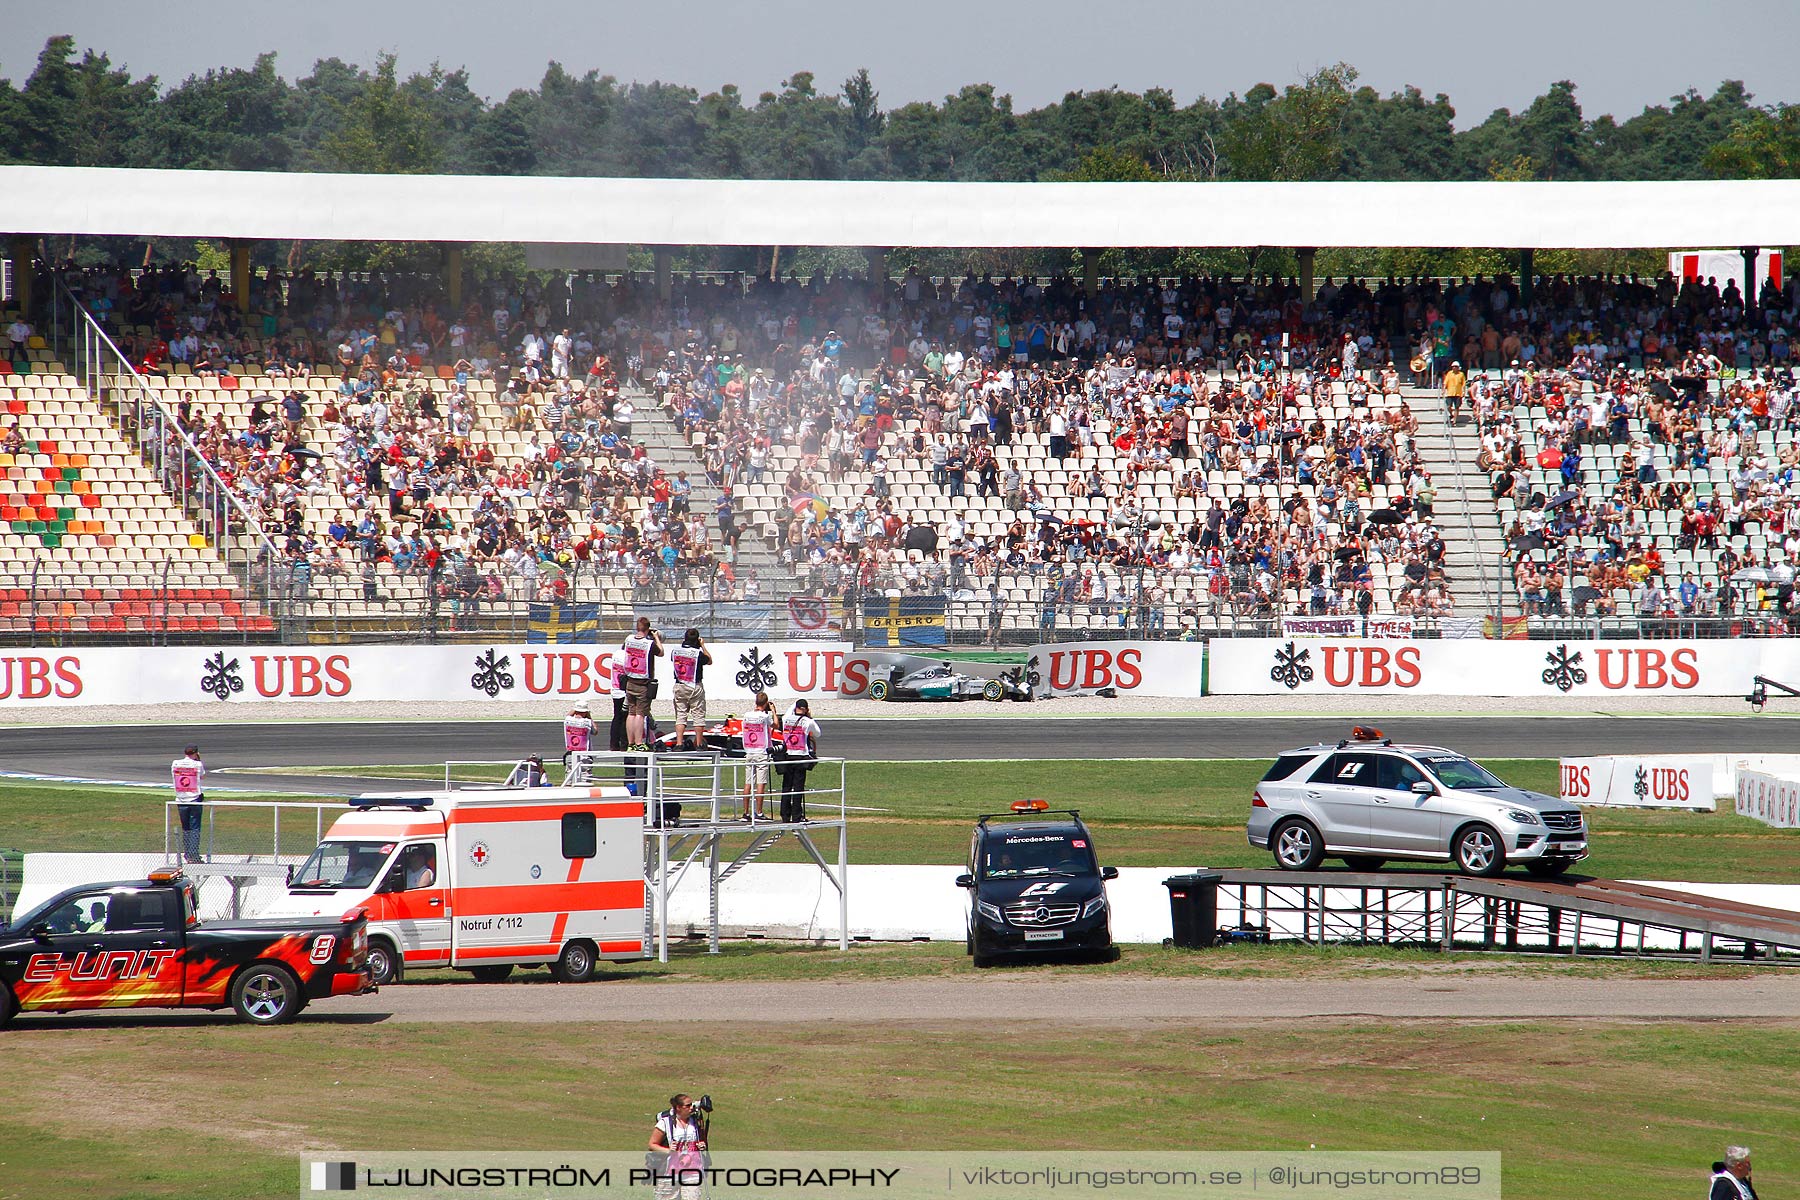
[
  {"left": 1559, "top": 757, "right": 1716, "bottom": 810},
  {"left": 0, "top": 642, "right": 853, "bottom": 707},
  {"left": 1208, "top": 637, "right": 1797, "bottom": 697},
  {"left": 1026, "top": 640, "right": 1207, "bottom": 699}
]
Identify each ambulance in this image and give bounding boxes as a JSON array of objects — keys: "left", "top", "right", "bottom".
[{"left": 261, "top": 787, "right": 646, "bottom": 985}]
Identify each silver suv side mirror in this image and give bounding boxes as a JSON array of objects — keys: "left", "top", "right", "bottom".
[{"left": 1411, "top": 780, "right": 1435, "bottom": 795}]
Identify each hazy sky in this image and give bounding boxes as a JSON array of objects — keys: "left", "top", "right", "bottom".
[{"left": 4, "top": 0, "right": 1796, "bottom": 129}]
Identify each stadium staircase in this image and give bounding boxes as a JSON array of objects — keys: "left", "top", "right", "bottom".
[
  {"left": 1410, "top": 388, "right": 1506, "bottom": 621},
  {"left": 628, "top": 394, "right": 787, "bottom": 585}
]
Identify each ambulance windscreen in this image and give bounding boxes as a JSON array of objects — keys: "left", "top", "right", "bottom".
[{"left": 291, "top": 840, "right": 394, "bottom": 891}]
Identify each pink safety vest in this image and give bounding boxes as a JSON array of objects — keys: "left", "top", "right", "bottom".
[{"left": 741, "top": 714, "right": 771, "bottom": 752}]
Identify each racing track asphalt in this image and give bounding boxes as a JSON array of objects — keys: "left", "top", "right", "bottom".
[
  {"left": 0, "top": 715, "right": 1784, "bottom": 794},
  {"left": 10, "top": 975, "right": 1800, "bottom": 1027}
]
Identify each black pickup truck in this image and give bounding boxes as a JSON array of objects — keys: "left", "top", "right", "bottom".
[{"left": 0, "top": 867, "right": 373, "bottom": 1026}]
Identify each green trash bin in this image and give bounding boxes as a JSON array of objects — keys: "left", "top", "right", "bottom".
[{"left": 1162, "top": 872, "right": 1222, "bottom": 949}]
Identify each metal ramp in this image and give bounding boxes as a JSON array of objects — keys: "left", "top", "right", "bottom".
[{"left": 1214, "top": 870, "right": 1800, "bottom": 963}]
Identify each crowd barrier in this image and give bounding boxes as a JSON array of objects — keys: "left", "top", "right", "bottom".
[
  {"left": 1210, "top": 637, "right": 1800, "bottom": 697},
  {"left": 0, "top": 641, "right": 851, "bottom": 706},
  {"left": 1736, "top": 769, "right": 1800, "bottom": 829},
  {"left": 4, "top": 637, "right": 1797, "bottom": 706}
]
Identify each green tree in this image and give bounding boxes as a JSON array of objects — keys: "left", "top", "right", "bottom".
[
  {"left": 157, "top": 53, "right": 296, "bottom": 170},
  {"left": 468, "top": 94, "right": 538, "bottom": 175},
  {"left": 17, "top": 35, "right": 159, "bottom": 167},
  {"left": 1338, "top": 85, "right": 1457, "bottom": 181},
  {"left": 1050, "top": 145, "right": 1157, "bottom": 182},
  {"left": 1705, "top": 103, "right": 1800, "bottom": 178},
  {"left": 313, "top": 52, "right": 441, "bottom": 174},
  {"left": 1217, "top": 63, "right": 1357, "bottom": 181},
  {"left": 841, "top": 68, "right": 883, "bottom": 155}
]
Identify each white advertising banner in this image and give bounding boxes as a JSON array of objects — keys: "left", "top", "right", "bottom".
[
  {"left": 1026, "top": 640, "right": 1207, "bottom": 699},
  {"left": 1208, "top": 637, "right": 1800, "bottom": 697},
  {"left": 1736, "top": 769, "right": 1800, "bottom": 829},
  {"left": 0, "top": 642, "right": 852, "bottom": 708},
  {"left": 1559, "top": 757, "right": 1716, "bottom": 810}
]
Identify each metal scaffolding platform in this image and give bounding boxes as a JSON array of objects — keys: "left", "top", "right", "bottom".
[
  {"left": 1214, "top": 870, "right": 1800, "bottom": 963},
  {"left": 562, "top": 750, "right": 849, "bottom": 962}
]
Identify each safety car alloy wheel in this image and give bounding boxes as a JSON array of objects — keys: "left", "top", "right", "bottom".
[
  {"left": 1453, "top": 825, "right": 1506, "bottom": 877},
  {"left": 1272, "top": 819, "right": 1325, "bottom": 870}
]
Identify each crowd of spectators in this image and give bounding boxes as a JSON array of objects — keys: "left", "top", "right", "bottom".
[
  {"left": 1471, "top": 274, "right": 1800, "bottom": 626},
  {"left": 42, "top": 259, "right": 1800, "bottom": 627}
]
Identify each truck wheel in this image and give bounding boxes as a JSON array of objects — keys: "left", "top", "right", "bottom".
[
  {"left": 365, "top": 938, "right": 401, "bottom": 986},
  {"left": 552, "top": 940, "right": 597, "bottom": 983},
  {"left": 1271, "top": 818, "right": 1326, "bottom": 870},
  {"left": 469, "top": 965, "right": 514, "bottom": 983},
  {"left": 0, "top": 985, "right": 16, "bottom": 1029},
  {"left": 868, "top": 680, "right": 890, "bottom": 701},
  {"left": 231, "top": 964, "right": 304, "bottom": 1026},
  {"left": 981, "top": 679, "right": 1004, "bottom": 702},
  {"left": 1452, "top": 824, "right": 1506, "bottom": 877}
]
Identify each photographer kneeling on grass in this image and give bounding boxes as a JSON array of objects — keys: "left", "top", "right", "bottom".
[{"left": 648, "top": 1094, "right": 710, "bottom": 1200}]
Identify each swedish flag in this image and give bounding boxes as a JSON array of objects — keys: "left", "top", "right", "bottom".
[
  {"left": 862, "top": 594, "right": 947, "bottom": 647},
  {"left": 527, "top": 602, "right": 601, "bottom": 643}
]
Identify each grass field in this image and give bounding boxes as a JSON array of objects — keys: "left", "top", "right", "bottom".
[
  {"left": 1, "top": 1017, "right": 1795, "bottom": 1200},
  {"left": 6, "top": 758, "right": 1794, "bottom": 882},
  {"left": 4, "top": 763, "right": 1796, "bottom": 1200}
]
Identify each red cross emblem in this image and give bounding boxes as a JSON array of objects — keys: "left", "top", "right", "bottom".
[{"left": 469, "top": 841, "right": 491, "bottom": 867}]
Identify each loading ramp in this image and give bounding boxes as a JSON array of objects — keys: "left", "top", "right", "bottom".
[{"left": 1214, "top": 869, "right": 1800, "bottom": 963}]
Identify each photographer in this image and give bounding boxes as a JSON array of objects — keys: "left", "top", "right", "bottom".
[
  {"left": 648, "top": 1094, "right": 709, "bottom": 1200},
  {"left": 621, "top": 616, "right": 665, "bottom": 750}
]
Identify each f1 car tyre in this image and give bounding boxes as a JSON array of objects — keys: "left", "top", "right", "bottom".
[
  {"left": 552, "top": 940, "right": 597, "bottom": 983},
  {"left": 868, "top": 679, "right": 890, "bottom": 701},
  {"left": 469, "top": 965, "right": 514, "bottom": 983},
  {"left": 981, "top": 679, "right": 1005, "bottom": 702},
  {"left": 365, "top": 938, "right": 401, "bottom": 987},
  {"left": 1452, "top": 824, "right": 1506, "bottom": 877},
  {"left": 1271, "top": 818, "right": 1326, "bottom": 871},
  {"left": 231, "top": 963, "right": 304, "bottom": 1026},
  {"left": 1525, "top": 859, "right": 1573, "bottom": 878},
  {"left": 1341, "top": 856, "right": 1387, "bottom": 872}
]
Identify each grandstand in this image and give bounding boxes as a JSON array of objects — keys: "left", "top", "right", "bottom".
[{"left": 6, "top": 168, "right": 1800, "bottom": 645}]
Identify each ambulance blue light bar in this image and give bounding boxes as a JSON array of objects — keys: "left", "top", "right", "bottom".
[{"left": 348, "top": 795, "right": 436, "bottom": 810}]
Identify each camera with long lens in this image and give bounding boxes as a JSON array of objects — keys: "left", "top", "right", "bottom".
[{"left": 692, "top": 1095, "right": 714, "bottom": 1114}]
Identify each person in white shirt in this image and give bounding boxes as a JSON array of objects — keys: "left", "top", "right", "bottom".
[
  {"left": 171, "top": 744, "right": 206, "bottom": 862},
  {"left": 778, "top": 699, "right": 821, "bottom": 822},
  {"left": 563, "top": 700, "right": 595, "bottom": 761},
  {"left": 670, "top": 629, "right": 713, "bottom": 750},
  {"left": 648, "top": 1095, "right": 708, "bottom": 1200},
  {"left": 739, "top": 691, "right": 777, "bottom": 820}
]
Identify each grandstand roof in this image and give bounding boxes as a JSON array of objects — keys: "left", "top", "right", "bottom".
[{"left": 4, "top": 166, "right": 1799, "bottom": 250}]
